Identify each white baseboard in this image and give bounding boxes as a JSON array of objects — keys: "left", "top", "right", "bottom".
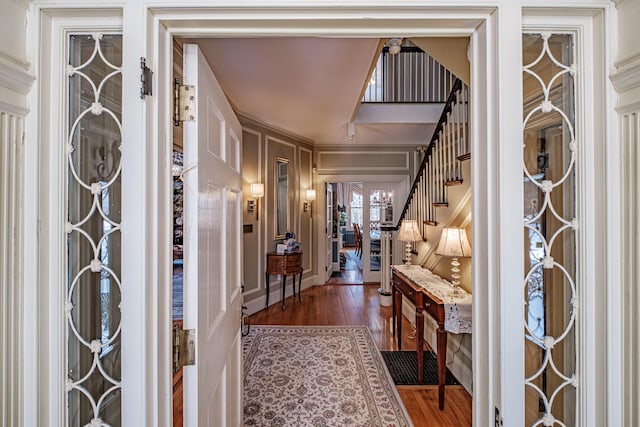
[
  {"left": 401, "top": 298, "right": 473, "bottom": 394},
  {"left": 244, "top": 275, "right": 317, "bottom": 316}
]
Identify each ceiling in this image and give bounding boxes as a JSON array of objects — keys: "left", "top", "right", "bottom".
[{"left": 190, "top": 37, "right": 441, "bottom": 146}]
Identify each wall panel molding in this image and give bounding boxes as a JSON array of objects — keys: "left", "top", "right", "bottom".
[
  {"left": 242, "top": 128, "right": 263, "bottom": 295},
  {"left": 299, "top": 146, "right": 313, "bottom": 274},
  {"left": 241, "top": 123, "right": 315, "bottom": 309},
  {"left": 317, "top": 150, "right": 409, "bottom": 171}
]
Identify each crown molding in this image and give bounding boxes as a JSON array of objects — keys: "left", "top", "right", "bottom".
[
  {"left": 611, "top": 53, "right": 640, "bottom": 94},
  {"left": 0, "top": 99, "right": 29, "bottom": 117},
  {"left": 238, "top": 112, "right": 315, "bottom": 146},
  {"left": 0, "top": 53, "right": 34, "bottom": 96}
]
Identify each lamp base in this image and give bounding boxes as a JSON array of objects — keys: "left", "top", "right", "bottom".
[
  {"left": 448, "top": 256, "right": 462, "bottom": 297},
  {"left": 404, "top": 242, "right": 412, "bottom": 265}
]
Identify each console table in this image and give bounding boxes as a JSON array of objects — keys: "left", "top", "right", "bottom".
[
  {"left": 265, "top": 251, "right": 303, "bottom": 310},
  {"left": 391, "top": 264, "right": 472, "bottom": 410}
]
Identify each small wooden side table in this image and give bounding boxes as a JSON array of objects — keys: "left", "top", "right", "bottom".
[{"left": 265, "top": 251, "right": 303, "bottom": 310}]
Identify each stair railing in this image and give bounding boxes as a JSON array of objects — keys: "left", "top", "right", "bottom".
[
  {"left": 395, "top": 78, "right": 469, "bottom": 234},
  {"left": 378, "top": 77, "right": 469, "bottom": 286}
]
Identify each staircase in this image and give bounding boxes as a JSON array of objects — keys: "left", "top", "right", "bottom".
[
  {"left": 378, "top": 78, "right": 470, "bottom": 298},
  {"left": 396, "top": 78, "right": 470, "bottom": 239}
]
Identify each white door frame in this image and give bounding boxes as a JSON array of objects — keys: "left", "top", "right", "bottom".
[
  {"left": 140, "top": 9, "right": 505, "bottom": 426},
  {"left": 23, "top": 1, "right": 619, "bottom": 426},
  {"left": 316, "top": 175, "right": 410, "bottom": 284}
]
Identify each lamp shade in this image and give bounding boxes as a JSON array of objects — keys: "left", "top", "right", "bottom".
[
  {"left": 436, "top": 227, "right": 472, "bottom": 257},
  {"left": 397, "top": 220, "right": 422, "bottom": 242},
  {"left": 306, "top": 189, "right": 316, "bottom": 201},
  {"left": 250, "top": 183, "right": 264, "bottom": 198}
]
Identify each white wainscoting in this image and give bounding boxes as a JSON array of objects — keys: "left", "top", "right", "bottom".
[{"left": 244, "top": 275, "right": 318, "bottom": 316}]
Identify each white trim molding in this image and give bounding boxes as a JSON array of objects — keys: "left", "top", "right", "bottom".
[
  {"left": 244, "top": 275, "right": 317, "bottom": 315},
  {"left": 0, "top": 99, "right": 29, "bottom": 117},
  {"left": 524, "top": 9, "right": 616, "bottom": 427},
  {"left": 0, "top": 53, "right": 34, "bottom": 96},
  {"left": 613, "top": 49, "right": 640, "bottom": 427},
  {"left": 0, "top": 107, "right": 25, "bottom": 427},
  {"left": 611, "top": 53, "right": 640, "bottom": 94}
]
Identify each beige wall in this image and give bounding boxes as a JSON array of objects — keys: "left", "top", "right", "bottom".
[
  {"left": 241, "top": 118, "right": 315, "bottom": 308},
  {"left": 0, "top": 0, "right": 30, "bottom": 107},
  {"left": 616, "top": 0, "right": 640, "bottom": 64},
  {"left": 316, "top": 144, "right": 418, "bottom": 178},
  {"left": 417, "top": 159, "right": 472, "bottom": 292},
  {"left": 411, "top": 37, "right": 470, "bottom": 85}
]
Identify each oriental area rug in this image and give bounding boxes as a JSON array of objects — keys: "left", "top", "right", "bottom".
[{"left": 242, "top": 326, "right": 413, "bottom": 427}]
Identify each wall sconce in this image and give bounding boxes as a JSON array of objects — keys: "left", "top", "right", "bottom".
[
  {"left": 249, "top": 183, "right": 264, "bottom": 220},
  {"left": 304, "top": 189, "right": 316, "bottom": 215}
]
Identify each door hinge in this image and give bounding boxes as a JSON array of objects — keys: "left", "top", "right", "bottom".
[
  {"left": 140, "top": 57, "right": 153, "bottom": 99},
  {"left": 173, "top": 78, "right": 196, "bottom": 126},
  {"left": 173, "top": 325, "right": 196, "bottom": 372},
  {"left": 494, "top": 407, "right": 503, "bottom": 427}
]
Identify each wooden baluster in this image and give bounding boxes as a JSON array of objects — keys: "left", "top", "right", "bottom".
[
  {"left": 463, "top": 85, "right": 468, "bottom": 156},
  {"left": 419, "top": 177, "right": 424, "bottom": 236},
  {"left": 434, "top": 139, "right": 439, "bottom": 203},
  {"left": 447, "top": 112, "right": 452, "bottom": 182},
  {"left": 455, "top": 90, "right": 461, "bottom": 179},
  {"left": 428, "top": 157, "right": 434, "bottom": 222},
  {"left": 437, "top": 136, "right": 443, "bottom": 202}
]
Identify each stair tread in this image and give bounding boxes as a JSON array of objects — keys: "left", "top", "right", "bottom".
[{"left": 444, "top": 179, "right": 463, "bottom": 186}]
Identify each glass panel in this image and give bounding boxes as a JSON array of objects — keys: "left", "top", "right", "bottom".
[
  {"left": 368, "top": 189, "right": 394, "bottom": 271},
  {"left": 522, "top": 33, "right": 577, "bottom": 427},
  {"left": 66, "top": 33, "right": 122, "bottom": 427}
]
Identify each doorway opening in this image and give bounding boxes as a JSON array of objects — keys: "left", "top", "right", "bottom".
[
  {"left": 151, "top": 10, "right": 492, "bottom": 424},
  {"left": 326, "top": 182, "right": 365, "bottom": 285}
]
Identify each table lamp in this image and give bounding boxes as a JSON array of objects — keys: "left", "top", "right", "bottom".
[
  {"left": 397, "top": 219, "right": 422, "bottom": 265},
  {"left": 436, "top": 227, "right": 472, "bottom": 296}
]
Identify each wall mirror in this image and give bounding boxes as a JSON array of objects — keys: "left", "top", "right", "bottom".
[{"left": 275, "top": 157, "right": 289, "bottom": 239}]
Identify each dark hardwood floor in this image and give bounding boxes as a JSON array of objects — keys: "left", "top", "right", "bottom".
[
  {"left": 249, "top": 284, "right": 472, "bottom": 427},
  {"left": 325, "top": 248, "right": 365, "bottom": 285}
]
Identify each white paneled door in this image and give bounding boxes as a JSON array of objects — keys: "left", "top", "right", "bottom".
[
  {"left": 325, "top": 183, "right": 333, "bottom": 282},
  {"left": 182, "top": 43, "right": 243, "bottom": 426}
]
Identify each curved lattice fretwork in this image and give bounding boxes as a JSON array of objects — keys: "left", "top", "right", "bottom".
[
  {"left": 522, "top": 32, "right": 578, "bottom": 427},
  {"left": 66, "top": 32, "right": 123, "bottom": 427}
]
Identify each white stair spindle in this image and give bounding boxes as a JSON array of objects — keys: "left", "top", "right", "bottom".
[{"left": 456, "top": 90, "right": 462, "bottom": 179}]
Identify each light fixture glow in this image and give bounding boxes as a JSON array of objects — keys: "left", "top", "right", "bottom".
[
  {"left": 249, "top": 183, "right": 264, "bottom": 221},
  {"left": 397, "top": 220, "right": 422, "bottom": 265},
  {"left": 436, "top": 227, "right": 472, "bottom": 296},
  {"left": 250, "top": 183, "right": 264, "bottom": 198},
  {"left": 306, "top": 189, "right": 316, "bottom": 201}
]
